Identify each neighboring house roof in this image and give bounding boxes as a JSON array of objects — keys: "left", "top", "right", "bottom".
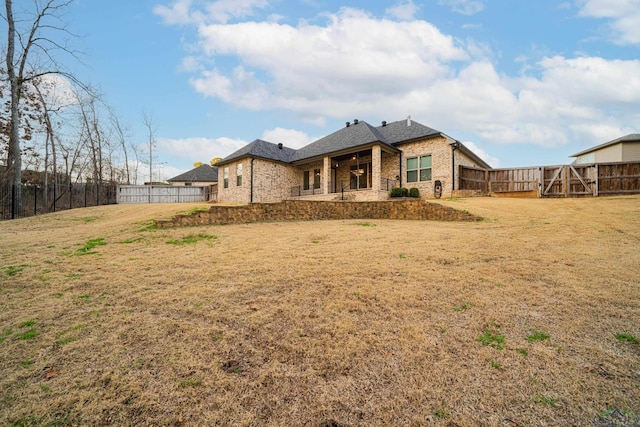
[
  {"left": 571, "top": 134, "right": 640, "bottom": 157},
  {"left": 168, "top": 164, "right": 218, "bottom": 182},
  {"left": 291, "top": 120, "right": 398, "bottom": 162},
  {"left": 217, "top": 139, "right": 297, "bottom": 166}
]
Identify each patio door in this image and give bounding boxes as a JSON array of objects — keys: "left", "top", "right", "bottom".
[{"left": 350, "top": 163, "right": 371, "bottom": 189}]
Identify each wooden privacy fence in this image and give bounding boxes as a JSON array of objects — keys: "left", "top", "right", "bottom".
[
  {"left": 116, "top": 185, "right": 212, "bottom": 204},
  {"left": 459, "top": 161, "right": 640, "bottom": 197}
]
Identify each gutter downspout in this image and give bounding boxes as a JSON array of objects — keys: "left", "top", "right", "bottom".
[
  {"left": 398, "top": 151, "right": 403, "bottom": 188},
  {"left": 250, "top": 157, "right": 255, "bottom": 203},
  {"left": 451, "top": 142, "right": 460, "bottom": 193}
]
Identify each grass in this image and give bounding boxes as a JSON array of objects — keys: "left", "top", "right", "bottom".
[
  {"left": 0, "top": 198, "right": 639, "bottom": 426},
  {"left": 453, "top": 302, "right": 474, "bottom": 312},
  {"left": 73, "top": 237, "right": 106, "bottom": 256},
  {"left": 166, "top": 233, "right": 217, "bottom": 245},
  {"left": 0, "top": 329, "right": 14, "bottom": 343},
  {"left": 527, "top": 330, "right": 550, "bottom": 342},
  {"left": 615, "top": 333, "right": 639, "bottom": 344},
  {"left": 5, "top": 264, "right": 29, "bottom": 276},
  {"left": 533, "top": 395, "right": 558, "bottom": 407},
  {"left": 478, "top": 325, "right": 506, "bottom": 350},
  {"left": 15, "top": 329, "right": 38, "bottom": 341}
]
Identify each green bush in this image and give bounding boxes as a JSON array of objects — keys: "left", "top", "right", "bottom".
[
  {"left": 391, "top": 187, "right": 409, "bottom": 197},
  {"left": 409, "top": 188, "right": 420, "bottom": 198}
]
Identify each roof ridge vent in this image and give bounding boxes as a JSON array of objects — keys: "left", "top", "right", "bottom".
[
  {"left": 346, "top": 121, "right": 350, "bottom": 127},
  {"left": 277, "top": 143, "right": 283, "bottom": 149},
  {"left": 407, "top": 115, "right": 412, "bottom": 126},
  {"left": 382, "top": 121, "right": 387, "bottom": 127},
  {"left": 353, "top": 119, "right": 359, "bottom": 124}
]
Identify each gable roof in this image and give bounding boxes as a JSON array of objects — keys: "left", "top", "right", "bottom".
[
  {"left": 376, "top": 119, "right": 442, "bottom": 144},
  {"left": 571, "top": 133, "right": 640, "bottom": 157},
  {"left": 217, "top": 139, "right": 297, "bottom": 166},
  {"left": 291, "top": 120, "right": 398, "bottom": 162},
  {"left": 168, "top": 164, "right": 218, "bottom": 182},
  {"left": 216, "top": 118, "right": 491, "bottom": 169}
]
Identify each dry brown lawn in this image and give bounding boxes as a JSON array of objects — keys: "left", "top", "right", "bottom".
[{"left": 1, "top": 197, "right": 639, "bottom": 426}]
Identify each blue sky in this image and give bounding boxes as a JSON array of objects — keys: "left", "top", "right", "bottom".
[{"left": 63, "top": 0, "right": 640, "bottom": 179}]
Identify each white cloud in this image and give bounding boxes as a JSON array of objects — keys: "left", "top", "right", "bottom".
[
  {"left": 162, "top": 3, "right": 640, "bottom": 161},
  {"left": 154, "top": 0, "right": 269, "bottom": 25},
  {"left": 153, "top": 0, "right": 201, "bottom": 25},
  {"left": 261, "top": 127, "right": 316, "bottom": 149},
  {"left": 205, "top": 0, "right": 269, "bottom": 24},
  {"left": 385, "top": 0, "right": 420, "bottom": 21},
  {"left": 437, "top": 0, "right": 485, "bottom": 16},
  {"left": 191, "top": 7, "right": 467, "bottom": 120},
  {"left": 156, "top": 136, "right": 248, "bottom": 162},
  {"left": 38, "top": 74, "right": 79, "bottom": 109},
  {"left": 577, "top": 0, "right": 640, "bottom": 44},
  {"left": 462, "top": 141, "right": 500, "bottom": 167}
]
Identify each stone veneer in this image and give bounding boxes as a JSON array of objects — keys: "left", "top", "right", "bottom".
[{"left": 155, "top": 200, "right": 482, "bottom": 228}]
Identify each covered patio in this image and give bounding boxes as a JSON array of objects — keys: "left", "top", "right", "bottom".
[{"left": 289, "top": 144, "right": 400, "bottom": 201}]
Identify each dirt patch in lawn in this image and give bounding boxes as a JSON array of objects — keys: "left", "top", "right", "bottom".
[{"left": 1, "top": 197, "right": 639, "bottom": 426}]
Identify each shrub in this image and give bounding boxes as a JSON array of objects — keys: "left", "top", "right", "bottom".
[
  {"left": 391, "top": 187, "right": 408, "bottom": 197},
  {"left": 409, "top": 188, "right": 420, "bottom": 198}
]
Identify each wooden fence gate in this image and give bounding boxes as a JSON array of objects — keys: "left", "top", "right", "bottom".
[
  {"left": 459, "top": 161, "right": 640, "bottom": 198},
  {"left": 541, "top": 165, "right": 595, "bottom": 197}
]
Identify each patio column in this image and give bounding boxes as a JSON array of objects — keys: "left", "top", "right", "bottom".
[
  {"left": 323, "top": 155, "right": 330, "bottom": 195},
  {"left": 372, "top": 144, "right": 381, "bottom": 192}
]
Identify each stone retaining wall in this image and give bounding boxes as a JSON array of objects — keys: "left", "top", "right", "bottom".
[{"left": 155, "top": 200, "right": 481, "bottom": 228}]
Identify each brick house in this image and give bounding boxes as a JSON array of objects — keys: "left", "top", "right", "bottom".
[{"left": 215, "top": 118, "right": 491, "bottom": 203}]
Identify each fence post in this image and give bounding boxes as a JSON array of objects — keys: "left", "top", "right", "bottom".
[
  {"left": 69, "top": 183, "right": 73, "bottom": 209},
  {"left": 84, "top": 183, "right": 88, "bottom": 207},
  {"left": 11, "top": 184, "right": 16, "bottom": 219},
  {"left": 96, "top": 184, "right": 100, "bottom": 206},
  {"left": 34, "top": 185, "right": 38, "bottom": 216}
]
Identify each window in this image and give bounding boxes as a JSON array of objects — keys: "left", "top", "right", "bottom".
[
  {"left": 407, "top": 155, "right": 432, "bottom": 183},
  {"left": 223, "top": 167, "right": 229, "bottom": 188},
  {"left": 313, "top": 169, "right": 321, "bottom": 189},
  {"left": 303, "top": 169, "right": 321, "bottom": 190},
  {"left": 303, "top": 170, "right": 310, "bottom": 190},
  {"left": 236, "top": 163, "right": 243, "bottom": 186}
]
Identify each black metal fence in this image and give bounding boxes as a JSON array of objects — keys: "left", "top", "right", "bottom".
[{"left": 0, "top": 183, "right": 117, "bottom": 220}]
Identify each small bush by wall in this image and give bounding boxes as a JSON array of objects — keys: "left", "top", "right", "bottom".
[
  {"left": 391, "top": 188, "right": 409, "bottom": 198},
  {"left": 409, "top": 188, "right": 420, "bottom": 198}
]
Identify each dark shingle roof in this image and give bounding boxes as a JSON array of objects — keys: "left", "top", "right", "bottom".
[
  {"left": 375, "top": 120, "right": 442, "bottom": 144},
  {"left": 214, "top": 118, "right": 491, "bottom": 168},
  {"left": 217, "top": 139, "right": 297, "bottom": 165},
  {"left": 571, "top": 133, "right": 640, "bottom": 157},
  {"left": 291, "top": 121, "right": 397, "bottom": 162},
  {"left": 168, "top": 164, "right": 218, "bottom": 182}
]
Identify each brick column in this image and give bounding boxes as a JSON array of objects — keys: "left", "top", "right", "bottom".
[
  {"left": 323, "top": 156, "right": 331, "bottom": 195},
  {"left": 372, "top": 145, "right": 381, "bottom": 192}
]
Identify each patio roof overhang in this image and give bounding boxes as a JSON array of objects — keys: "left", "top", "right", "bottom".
[{"left": 290, "top": 142, "right": 400, "bottom": 166}]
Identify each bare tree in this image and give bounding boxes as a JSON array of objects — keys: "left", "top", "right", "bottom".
[
  {"left": 109, "top": 112, "right": 130, "bottom": 184},
  {"left": 142, "top": 111, "right": 156, "bottom": 184},
  {"left": 3, "top": 0, "right": 79, "bottom": 211}
]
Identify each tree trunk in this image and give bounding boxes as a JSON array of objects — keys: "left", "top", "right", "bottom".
[{"left": 5, "top": 0, "right": 23, "bottom": 213}]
